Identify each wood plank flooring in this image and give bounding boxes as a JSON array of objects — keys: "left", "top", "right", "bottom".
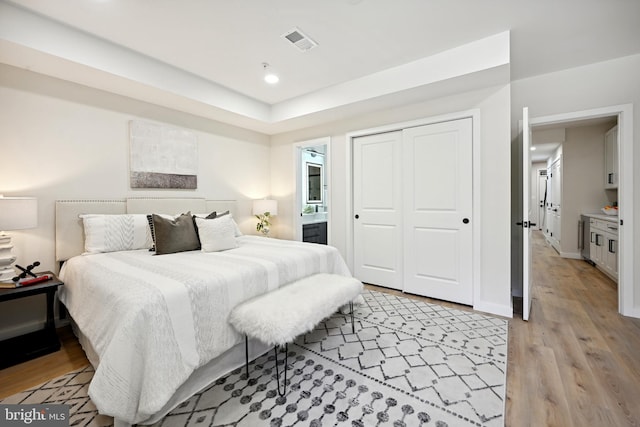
[
  {"left": 1, "top": 231, "right": 639, "bottom": 426},
  {"left": 507, "top": 231, "right": 640, "bottom": 427}
]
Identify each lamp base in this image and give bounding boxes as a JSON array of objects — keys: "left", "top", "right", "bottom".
[
  {"left": 0, "top": 267, "right": 16, "bottom": 282},
  {"left": 0, "top": 234, "right": 17, "bottom": 282}
]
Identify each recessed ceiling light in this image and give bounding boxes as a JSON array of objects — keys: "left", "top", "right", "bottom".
[{"left": 263, "top": 63, "right": 279, "bottom": 84}]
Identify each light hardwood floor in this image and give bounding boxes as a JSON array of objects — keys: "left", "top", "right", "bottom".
[{"left": 1, "top": 231, "right": 639, "bottom": 426}]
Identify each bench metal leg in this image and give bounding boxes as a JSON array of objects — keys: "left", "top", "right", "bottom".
[
  {"left": 350, "top": 301, "right": 355, "bottom": 334},
  {"left": 274, "top": 343, "right": 288, "bottom": 396},
  {"left": 245, "top": 335, "right": 250, "bottom": 378}
]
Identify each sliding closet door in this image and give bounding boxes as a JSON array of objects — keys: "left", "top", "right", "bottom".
[
  {"left": 403, "top": 118, "right": 473, "bottom": 304},
  {"left": 353, "top": 131, "right": 403, "bottom": 289}
]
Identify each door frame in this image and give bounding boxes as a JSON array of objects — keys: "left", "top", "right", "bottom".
[
  {"left": 345, "top": 109, "right": 482, "bottom": 305},
  {"left": 293, "top": 137, "right": 331, "bottom": 243},
  {"left": 522, "top": 107, "right": 533, "bottom": 320},
  {"left": 526, "top": 104, "right": 635, "bottom": 318}
]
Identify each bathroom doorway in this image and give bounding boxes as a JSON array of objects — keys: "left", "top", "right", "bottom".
[{"left": 294, "top": 137, "right": 330, "bottom": 244}]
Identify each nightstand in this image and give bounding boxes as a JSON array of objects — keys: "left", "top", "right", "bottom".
[{"left": 0, "top": 272, "right": 63, "bottom": 369}]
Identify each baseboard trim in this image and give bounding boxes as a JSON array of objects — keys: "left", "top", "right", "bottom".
[{"left": 622, "top": 305, "right": 640, "bottom": 319}]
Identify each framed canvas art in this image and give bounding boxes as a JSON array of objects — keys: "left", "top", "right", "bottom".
[{"left": 129, "top": 120, "right": 198, "bottom": 189}]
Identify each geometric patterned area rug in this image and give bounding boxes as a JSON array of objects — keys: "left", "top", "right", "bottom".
[{"left": 1, "top": 290, "right": 508, "bottom": 427}]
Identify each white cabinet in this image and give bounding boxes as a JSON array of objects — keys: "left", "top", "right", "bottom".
[
  {"left": 589, "top": 217, "right": 618, "bottom": 282},
  {"left": 603, "top": 232, "right": 618, "bottom": 279},
  {"left": 589, "top": 223, "right": 603, "bottom": 266},
  {"left": 604, "top": 125, "right": 618, "bottom": 189}
]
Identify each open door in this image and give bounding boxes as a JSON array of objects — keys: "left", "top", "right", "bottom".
[{"left": 522, "top": 107, "right": 533, "bottom": 320}]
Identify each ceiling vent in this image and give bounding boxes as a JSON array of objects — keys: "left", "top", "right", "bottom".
[{"left": 282, "top": 27, "right": 318, "bottom": 52}]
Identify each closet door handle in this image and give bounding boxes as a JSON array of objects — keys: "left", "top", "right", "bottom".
[
  {"left": 354, "top": 214, "right": 360, "bottom": 219},
  {"left": 462, "top": 218, "right": 469, "bottom": 224}
]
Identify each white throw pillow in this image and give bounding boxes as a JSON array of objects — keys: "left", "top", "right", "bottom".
[
  {"left": 215, "top": 211, "right": 243, "bottom": 237},
  {"left": 81, "top": 214, "right": 153, "bottom": 254},
  {"left": 194, "top": 211, "right": 243, "bottom": 237},
  {"left": 195, "top": 215, "right": 238, "bottom": 252}
]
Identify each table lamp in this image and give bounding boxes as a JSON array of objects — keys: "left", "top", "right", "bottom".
[
  {"left": 252, "top": 199, "right": 278, "bottom": 236},
  {"left": 0, "top": 196, "right": 38, "bottom": 282}
]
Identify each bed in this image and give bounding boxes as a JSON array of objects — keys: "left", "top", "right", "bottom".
[{"left": 55, "top": 198, "right": 353, "bottom": 426}]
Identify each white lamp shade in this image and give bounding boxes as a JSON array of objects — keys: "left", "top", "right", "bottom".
[
  {"left": 252, "top": 199, "right": 278, "bottom": 216},
  {"left": 0, "top": 197, "right": 38, "bottom": 230}
]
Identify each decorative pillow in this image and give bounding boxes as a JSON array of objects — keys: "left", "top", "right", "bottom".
[
  {"left": 194, "top": 215, "right": 238, "bottom": 252},
  {"left": 80, "top": 214, "right": 153, "bottom": 254},
  {"left": 146, "top": 213, "right": 181, "bottom": 251},
  {"left": 214, "top": 211, "right": 243, "bottom": 237},
  {"left": 152, "top": 212, "right": 201, "bottom": 255},
  {"left": 193, "top": 211, "right": 218, "bottom": 219},
  {"left": 147, "top": 214, "right": 157, "bottom": 251}
]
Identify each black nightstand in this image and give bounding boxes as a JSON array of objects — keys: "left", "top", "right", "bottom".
[{"left": 0, "top": 272, "right": 63, "bottom": 369}]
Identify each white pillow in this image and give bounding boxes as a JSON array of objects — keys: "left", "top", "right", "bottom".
[
  {"left": 194, "top": 211, "right": 243, "bottom": 237},
  {"left": 215, "top": 211, "right": 243, "bottom": 237},
  {"left": 195, "top": 215, "right": 238, "bottom": 252},
  {"left": 81, "top": 214, "right": 153, "bottom": 254}
]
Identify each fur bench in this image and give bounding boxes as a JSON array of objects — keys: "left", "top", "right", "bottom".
[{"left": 229, "top": 273, "right": 363, "bottom": 394}]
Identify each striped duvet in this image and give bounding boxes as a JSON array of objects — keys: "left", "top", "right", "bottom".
[{"left": 59, "top": 236, "right": 351, "bottom": 425}]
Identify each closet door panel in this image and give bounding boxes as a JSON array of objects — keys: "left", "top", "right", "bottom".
[
  {"left": 353, "top": 131, "right": 403, "bottom": 290},
  {"left": 412, "top": 134, "right": 458, "bottom": 210},
  {"left": 403, "top": 118, "right": 473, "bottom": 305},
  {"left": 413, "top": 227, "right": 459, "bottom": 282}
]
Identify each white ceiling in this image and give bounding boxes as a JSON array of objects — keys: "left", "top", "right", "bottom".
[{"left": 2, "top": 0, "right": 640, "bottom": 134}]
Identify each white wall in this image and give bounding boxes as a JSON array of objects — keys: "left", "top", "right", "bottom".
[
  {"left": 0, "top": 64, "right": 271, "bottom": 338},
  {"left": 561, "top": 123, "right": 615, "bottom": 256},
  {"left": 511, "top": 53, "right": 640, "bottom": 313},
  {"left": 271, "top": 84, "right": 512, "bottom": 317}
]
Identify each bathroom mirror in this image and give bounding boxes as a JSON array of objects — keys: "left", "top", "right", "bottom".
[{"left": 306, "top": 162, "right": 323, "bottom": 204}]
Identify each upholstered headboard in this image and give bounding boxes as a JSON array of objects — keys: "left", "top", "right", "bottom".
[{"left": 55, "top": 198, "right": 237, "bottom": 262}]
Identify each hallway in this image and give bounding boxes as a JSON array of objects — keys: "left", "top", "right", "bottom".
[{"left": 506, "top": 230, "right": 640, "bottom": 426}]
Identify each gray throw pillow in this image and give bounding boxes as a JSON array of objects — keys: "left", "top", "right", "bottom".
[{"left": 152, "top": 212, "right": 200, "bottom": 255}]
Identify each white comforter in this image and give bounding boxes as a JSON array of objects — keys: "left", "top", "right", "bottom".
[{"left": 59, "top": 236, "right": 351, "bottom": 424}]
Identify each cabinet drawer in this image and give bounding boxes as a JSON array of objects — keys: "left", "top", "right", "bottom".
[{"left": 590, "top": 218, "right": 618, "bottom": 234}]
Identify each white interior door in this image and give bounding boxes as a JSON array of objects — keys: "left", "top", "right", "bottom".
[
  {"left": 402, "top": 118, "right": 473, "bottom": 305},
  {"left": 353, "top": 131, "right": 403, "bottom": 289},
  {"left": 522, "top": 107, "right": 533, "bottom": 321}
]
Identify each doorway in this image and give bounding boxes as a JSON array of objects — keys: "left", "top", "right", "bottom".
[
  {"left": 523, "top": 104, "right": 635, "bottom": 319},
  {"left": 294, "top": 137, "right": 330, "bottom": 244}
]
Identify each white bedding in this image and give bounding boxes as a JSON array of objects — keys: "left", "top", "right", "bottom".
[{"left": 59, "top": 236, "right": 351, "bottom": 424}]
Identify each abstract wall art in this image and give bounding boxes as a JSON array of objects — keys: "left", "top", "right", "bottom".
[{"left": 129, "top": 120, "right": 198, "bottom": 189}]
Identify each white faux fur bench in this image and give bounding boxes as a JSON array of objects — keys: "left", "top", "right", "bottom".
[{"left": 229, "top": 273, "right": 363, "bottom": 395}]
